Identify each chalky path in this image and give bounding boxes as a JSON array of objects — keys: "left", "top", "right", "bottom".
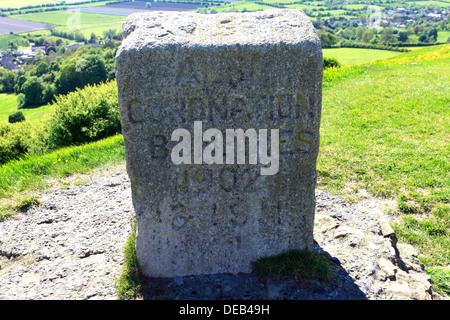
[{"left": 0, "top": 171, "right": 436, "bottom": 300}]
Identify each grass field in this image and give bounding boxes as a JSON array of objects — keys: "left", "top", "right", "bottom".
[
  {"left": 437, "top": 30, "right": 450, "bottom": 43},
  {"left": 0, "top": 0, "right": 57, "bottom": 9},
  {"left": 0, "top": 34, "right": 29, "bottom": 49},
  {"left": 64, "top": 23, "right": 123, "bottom": 38},
  {"left": 343, "top": 4, "right": 370, "bottom": 9},
  {"left": 409, "top": 0, "right": 450, "bottom": 6},
  {"left": 322, "top": 48, "right": 404, "bottom": 65},
  {"left": 12, "top": 10, "right": 127, "bottom": 40},
  {"left": 14, "top": 11, "right": 126, "bottom": 29},
  {"left": 0, "top": 0, "right": 105, "bottom": 9},
  {"left": 213, "top": 1, "right": 274, "bottom": 12},
  {"left": 0, "top": 134, "right": 125, "bottom": 220},
  {"left": 320, "top": 44, "right": 450, "bottom": 294},
  {"left": 0, "top": 93, "right": 53, "bottom": 123}
]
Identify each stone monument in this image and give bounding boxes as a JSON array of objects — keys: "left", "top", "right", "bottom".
[{"left": 115, "top": 9, "right": 322, "bottom": 277}]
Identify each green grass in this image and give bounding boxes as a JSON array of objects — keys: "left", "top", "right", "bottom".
[
  {"left": 426, "top": 266, "right": 450, "bottom": 296},
  {"left": 13, "top": 10, "right": 126, "bottom": 41},
  {"left": 0, "top": 0, "right": 110, "bottom": 9},
  {"left": 322, "top": 48, "right": 404, "bottom": 66},
  {"left": 0, "top": 93, "right": 20, "bottom": 122},
  {"left": 0, "top": 34, "right": 30, "bottom": 50},
  {"left": 0, "top": 0, "right": 57, "bottom": 9},
  {"left": 258, "top": 0, "right": 309, "bottom": 4},
  {"left": 59, "top": 23, "right": 123, "bottom": 39},
  {"left": 283, "top": 4, "right": 322, "bottom": 11},
  {"left": 0, "top": 93, "right": 54, "bottom": 123},
  {"left": 409, "top": 0, "right": 449, "bottom": 6},
  {"left": 437, "top": 31, "right": 450, "bottom": 43},
  {"left": 14, "top": 11, "right": 126, "bottom": 28},
  {"left": 214, "top": 1, "right": 275, "bottom": 12},
  {"left": 115, "top": 221, "right": 142, "bottom": 300},
  {"left": 14, "top": 194, "right": 40, "bottom": 211},
  {"left": 343, "top": 4, "right": 370, "bottom": 9},
  {"left": 76, "top": 1, "right": 114, "bottom": 8},
  {"left": 319, "top": 44, "right": 450, "bottom": 295},
  {"left": 251, "top": 250, "right": 331, "bottom": 282},
  {"left": 0, "top": 134, "right": 125, "bottom": 198}
]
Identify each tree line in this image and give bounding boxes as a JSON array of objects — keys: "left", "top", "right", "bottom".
[{"left": 1, "top": 43, "right": 119, "bottom": 108}]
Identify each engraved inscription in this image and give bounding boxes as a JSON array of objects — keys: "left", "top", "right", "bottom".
[
  {"left": 133, "top": 91, "right": 313, "bottom": 125},
  {"left": 149, "top": 134, "right": 169, "bottom": 159}
]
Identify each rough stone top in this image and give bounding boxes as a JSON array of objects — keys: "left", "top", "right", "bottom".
[{"left": 120, "top": 9, "right": 319, "bottom": 50}]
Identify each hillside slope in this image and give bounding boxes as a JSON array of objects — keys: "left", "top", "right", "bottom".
[{"left": 319, "top": 44, "right": 450, "bottom": 295}]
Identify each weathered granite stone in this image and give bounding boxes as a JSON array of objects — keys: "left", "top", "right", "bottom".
[{"left": 115, "top": 9, "right": 323, "bottom": 277}]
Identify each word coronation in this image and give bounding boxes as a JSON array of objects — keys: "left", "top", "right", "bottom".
[{"left": 170, "top": 121, "right": 280, "bottom": 176}]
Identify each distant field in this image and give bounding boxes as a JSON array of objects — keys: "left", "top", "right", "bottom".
[
  {"left": 259, "top": 0, "right": 315, "bottom": 4},
  {"left": 106, "top": 2, "right": 206, "bottom": 12},
  {"left": 402, "top": 45, "right": 436, "bottom": 51},
  {"left": 13, "top": 10, "right": 126, "bottom": 28},
  {"left": 284, "top": 4, "right": 322, "bottom": 10},
  {"left": 0, "top": 0, "right": 57, "bottom": 9},
  {"left": 0, "top": 33, "right": 29, "bottom": 49},
  {"left": 61, "top": 22, "right": 122, "bottom": 38},
  {"left": 0, "top": 17, "right": 48, "bottom": 35},
  {"left": 214, "top": 1, "right": 273, "bottom": 12},
  {"left": 409, "top": 0, "right": 450, "bottom": 6},
  {"left": 78, "top": 6, "right": 150, "bottom": 16},
  {"left": 323, "top": 48, "right": 405, "bottom": 66},
  {"left": 0, "top": 0, "right": 109, "bottom": 8},
  {"left": 437, "top": 30, "right": 450, "bottom": 43},
  {"left": 0, "top": 93, "right": 53, "bottom": 123},
  {"left": 343, "top": 4, "right": 368, "bottom": 9}
]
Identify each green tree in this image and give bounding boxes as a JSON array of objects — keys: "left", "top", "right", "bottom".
[
  {"left": 427, "top": 28, "right": 438, "bottom": 42},
  {"left": 14, "top": 75, "right": 28, "bottom": 94},
  {"left": 102, "top": 29, "right": 116, "bottom": 40},
  {"left": 398, "top": 31, "right": 408, "bottom": 42},
  {"left": 17, "top": 93, "right": 25, "bottom": 108},
  {"left": 49, "top": 60, "right": 60, "bottom": 72},
  {"left": 74, "top": 31, "right": 87, "bottom": 43},
  {"left": 380, "top": 27, "right": 395, "bottom": 43},
  {"left": 42, "top": 83, "right": 56, "bottom": 104},
  {"left": 317, "top": 30, "right": 338, "bottom": 47},
  {"left": 21, "top": 76, "right": 45, "bottom": 106},
  {"left": 46, "top": 46, "right": 56, "bottom": 55},
  {"left": 359, "top": 15, "right": 367, "bottom": 25},
  {"left": 0, "top": 70, "right": 16, "bottom": 92},
  {"left": 30, "top": 62, "right": 49, "bottom": 78},
  {"left": 36, "top": 81, "right": 120, "bottom": 152},
  {"left": 55, "top": 58, "right": 81, "bottom": 95},
  {"left": 9, "top": 40, "right": 17, "bottom": 50},
  {"left": 362, "top": 30, "right": 374, "bottom": 43},
  {"left": 76, "top": 54, "right": 107, "bottom": 87},
  {"left": 35, "top": 37, "right": 45, "bottom": 46},
  {"left": 8, "top": 111, "right": 25, "bottom": 124},
  {"left": 89, "top": 32, "right": 98, "bottom": 44},
  {"left": 323, "top": 57, "right": 341, "bottom": 69}
]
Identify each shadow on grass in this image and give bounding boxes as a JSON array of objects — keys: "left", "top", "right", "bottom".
[
  {"left": 19, "top": 104, "right": 46, "bottom": 110},
  {"left": 137, "top": 242, "right": 367, "bottom": 300}
]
